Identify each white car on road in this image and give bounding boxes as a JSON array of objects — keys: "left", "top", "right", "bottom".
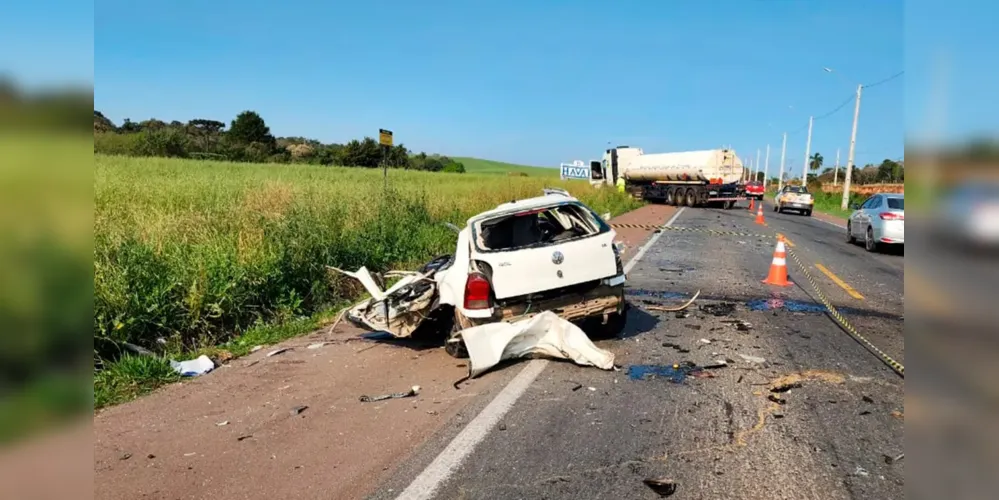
[
  {"left": 337, "top": 189, "right": 628, "bottom": 358},
  {"left": 846, "top": 193, "right": 904, "bottom": 252}
]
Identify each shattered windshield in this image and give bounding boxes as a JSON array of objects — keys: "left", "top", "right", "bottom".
[{"left": 473, "top": 202, "right": 609, "bottom": 252}]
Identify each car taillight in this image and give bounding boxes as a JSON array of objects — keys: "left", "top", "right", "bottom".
[
  {"left": 463, "top": 272, "right": 492, "bottom": 310},
  {"left": 880, "top": 212, "right": 904, "bottom": 220}
]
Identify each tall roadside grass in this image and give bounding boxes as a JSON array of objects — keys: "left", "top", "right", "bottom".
[{"left": 95, "top": 155, "right": 642, "bottom": 404}]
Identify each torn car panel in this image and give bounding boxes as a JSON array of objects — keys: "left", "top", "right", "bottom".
[{"left": 330, "top": 266, "right": 442, "bottom": 338}]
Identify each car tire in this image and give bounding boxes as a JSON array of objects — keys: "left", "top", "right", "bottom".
[
  {"left": 585, "top": 311, "right": 627, "bottom": 340},
  {"left": 444, "top": 310, "right": 470, "bottom": 358},
  {"left": 777, "top": 204, "right": 783, "bottom": 214},
  {"left": 804, "top": 210, "right": 812, "bottom": 217},
  {"left": 865, "top": 226, "right": 879, "bottom": 253},
  {"left": 846, "top": 222, "right": 855, "bottom": 243}
]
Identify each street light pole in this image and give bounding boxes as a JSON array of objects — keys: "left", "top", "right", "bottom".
[
  {"left": 755, "top": 149, "right": 761, "bottom": 182},
  {"left": 802, "top": 115, "right": 813, "bottom": 183},
  {"left": 841, "top": 84, "right": 863, "bottom": 210},
  {"left": 834, "top": 148, "right": 840, "bottom": 186},
  {"left": 778, "top": 132, "right": 787, "bottom": 191},
  {"left": 764, "top": 144, "right": 770, "bottom": 189}
]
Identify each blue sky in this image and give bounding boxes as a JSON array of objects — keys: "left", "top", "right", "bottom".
[{"left": 33, "top": 1, "right": 929, "bottom": 169}]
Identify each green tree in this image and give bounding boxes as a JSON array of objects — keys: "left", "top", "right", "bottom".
[
  {"left": 808, "top": 152, "right": 824, "bottom": 176},
  {"left": 228, "top": 111, "right": 274, "bottom": 146},
  {"left": 876, "top": 159, "right": 901, "bottom": 183},
  {"left": 338, "top": 138, "right": 381, "bottom": 167}
]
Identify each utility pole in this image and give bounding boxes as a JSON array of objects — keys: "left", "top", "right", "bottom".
[
  {"left": 841, "top": 84, "right": 862, "bottom": 210},
  {"left": 755, "top": 149, "right": 761, "bottom": 182},
  {"left": 833, "top": 148, "right": 841, "bottom": 186},
  {"left": 778, "top": 132, "right": 787, "bottom": 191},
  {"left": 802, "top": 115, "right": 813, "bottom": 183},
  {"left": 764, "top": 144, "right": 771, "bottom": 190}
]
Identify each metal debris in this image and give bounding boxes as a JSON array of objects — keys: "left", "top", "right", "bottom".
[
  {"left": 643, "top": 477, "right": 678, "bottom": 497},
  {"left": 359, "top": 385, "right": 421, "bottom": 403},
  {"left": 645, "top": 290, "right": 701, "bottom": 312},
  {"left": 290, "top": 405, "right": 309, "bottom": 416}
]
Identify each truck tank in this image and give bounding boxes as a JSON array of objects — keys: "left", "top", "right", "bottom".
[{"left": 621, "top": 149, "right": 743, "bottom": 185}]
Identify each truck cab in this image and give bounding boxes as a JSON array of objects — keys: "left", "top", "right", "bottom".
[{"left": 590, "top": 146, "right": 643, "bottom": 188}]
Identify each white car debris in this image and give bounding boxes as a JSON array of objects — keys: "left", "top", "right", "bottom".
[{"left": 331, "top": 188, "right": 627, "bottom": 369}]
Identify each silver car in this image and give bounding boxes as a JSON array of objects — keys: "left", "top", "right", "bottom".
[{"left": 846, "top": 193, "right": 904, "bottom": 252}]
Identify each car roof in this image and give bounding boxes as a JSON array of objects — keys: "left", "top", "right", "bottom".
[{"left": 467, "top": 193, "right": 581, "bottom": 224}]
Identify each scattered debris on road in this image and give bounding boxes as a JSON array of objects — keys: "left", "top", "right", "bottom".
[
  {"left": 627, "top": 362, "right": 721, "bottom": 383},
  {"left": 215, "top": 420, "right": 229, "bottom": 427},
  {"left": 289, "top": 405, "right": 309, "bottom": 416},
  {"left": 236, "top": 435, "right": 253, "bottom": 442},
  {"left": 359, "top": 385, "right": 421, "bottom": 403},
  {"left": 119, "top": 453, "right": 132, "bottom": 461},
  {"left": 767, "top": 393, "right": 786, "bottom": 404},
  {"left": 738, "top": 353, "right": 766, "bottom": 364},
  {"left": 699, "top": 338, "right": 712, "bottom": 344},
  {"left": 770, "top": 381, "right": 803, "bottom": 393},
  {"left": 890, "top": 410, "right": 904, "bottom": 420},
  {"left": 644, "top": 290, "right": 700, "bottom": 312},
  {"left": 169, "top": 355, "right": 215, "bottom": 377},
  {"left": 250, "top": 345, "right": 264, "bottom": 353},
  {"left": 306, "top": 342, "right": 329, "bottom": 350},
  {"left": 662, "top": 342, "right": 690, "bottom": 353},
  {"left": 883, "top": 453, "right": 904, "bottom": 464},
  {"left": 643, "top": 477, "right": 678, "bottom": 497},
  {"left": 700, "top": 302, "right": 736, "bottom": 316},
  {"left": 266, "top": 347, "right": 292, "bottom": 357}
]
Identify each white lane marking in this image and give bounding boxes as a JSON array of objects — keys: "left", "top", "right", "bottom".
[
  {"left": 813, "top": 217, "right": 847, "bottom": 230},
  {"left": 395, "top": 206, "right": 687, "bottom": 500}
]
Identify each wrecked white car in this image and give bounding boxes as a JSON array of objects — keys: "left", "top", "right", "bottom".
[{"left": 332, "top": 188, "right": 627, "bottom": 359}]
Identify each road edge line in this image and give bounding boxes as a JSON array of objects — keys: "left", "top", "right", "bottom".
[
  {"left": 625, "top": 207, "right": 685, "bottom": 274},
  {"left": 395, "top": 206, "right": 686, "bottom": 500}
]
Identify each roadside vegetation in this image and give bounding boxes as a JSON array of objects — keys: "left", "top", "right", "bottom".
[{"left": 94, "top": 154, "right": 641, "bottom": 407}]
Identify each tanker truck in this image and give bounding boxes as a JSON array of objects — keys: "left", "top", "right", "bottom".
[{"left": 589, "top": 146, "right": 747, "bottom": 209}]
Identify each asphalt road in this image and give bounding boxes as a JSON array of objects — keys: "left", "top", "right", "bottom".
[{"left": 371, "top": 203, "right": 905, "bottom": 500}]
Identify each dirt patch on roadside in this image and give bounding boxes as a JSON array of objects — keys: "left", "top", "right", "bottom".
[{"left": 93, "top": 202, "right": 674, "bottom": 500}]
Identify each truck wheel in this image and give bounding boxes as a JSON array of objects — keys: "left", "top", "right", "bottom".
[
  {"left": 664, "top": 188, "right": 674, "bottom": 205},
  {"left": 685, "top": 188, "right": 696, "bottom": 207},
  {"left": 724, "top": 200, "right": 735, "bottom": 210}
]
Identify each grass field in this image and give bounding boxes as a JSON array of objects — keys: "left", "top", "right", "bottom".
[
  {"left": 454, "top": 157, "right": 558, "bottom": 176},
  {"left": 94, "top": 154, "right": 640, "bottom": 406}
]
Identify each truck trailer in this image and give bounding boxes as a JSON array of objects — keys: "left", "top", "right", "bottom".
[{"left": 589, "top": 146, "right": 748, "bottom": 208}]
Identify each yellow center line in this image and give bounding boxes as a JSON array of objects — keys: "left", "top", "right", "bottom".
[
  {"left": 776, "top": 233, "right": 795, "bottom": 247},
  {"left": 814, "top": 263, "right": 865, "bottom": 300}
]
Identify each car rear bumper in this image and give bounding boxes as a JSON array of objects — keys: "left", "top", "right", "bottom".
[
  {"left": 879, "top": 222, "right": 905, "bottom": 243},
  {"left": 784, "top": 202, "right": 813, "bottom": 210},
  {"left": 488, "top": 283, "right": 625, "bottom": 324}
]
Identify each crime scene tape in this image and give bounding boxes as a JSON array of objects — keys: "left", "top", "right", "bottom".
[
  {"left": 611, "top": 221, "right": 905, "bottom": 377},
  {"left": 785, "top": 247, "right": 905, "bottom": 377},
  {"left": 610, "top": 223, "right": 771, "bottom": 239}
]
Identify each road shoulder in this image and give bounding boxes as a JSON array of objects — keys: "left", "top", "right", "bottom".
[{"left": 92, "top": 202, "right": 677, "bottom": 500}]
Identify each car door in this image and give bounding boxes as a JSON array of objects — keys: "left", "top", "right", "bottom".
[
  {"left": 862, "top": 196, "right": 882, "bottom": 232},
  {"left": 851, "top": 197, "right": 872, "bottom": 237}
]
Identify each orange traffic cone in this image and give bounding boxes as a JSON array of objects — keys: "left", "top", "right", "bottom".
[
  {"left": 755, "top": 204, "right": 765, "bottom": 225},
  {"left": 748, "top": 198, "right": 755, "bottom": 211},
  {"left": 762, "top": 236, "right": 792, "bottom": 286}
]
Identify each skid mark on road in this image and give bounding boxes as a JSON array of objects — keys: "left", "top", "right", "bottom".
[{"left": 814, "top": 263, "right": 865, "bottom": 300}]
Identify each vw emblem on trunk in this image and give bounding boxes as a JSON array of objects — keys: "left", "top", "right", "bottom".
[{"left": 551, "top": 251, "right": 564, "bottom": 265}]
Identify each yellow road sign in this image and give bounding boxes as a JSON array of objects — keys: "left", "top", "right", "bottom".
[{"left": 379, "top": 128, "right": 393, "bottom": 147}]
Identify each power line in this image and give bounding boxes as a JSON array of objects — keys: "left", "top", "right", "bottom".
[
  {"left": 863, "top": 70, "right": 905, "bottom": 89},
  {"left": 813, "top": 94, "right": 856, "bottom": 121}
]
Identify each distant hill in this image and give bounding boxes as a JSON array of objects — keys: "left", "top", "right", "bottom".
[{"left": 455, "top": 157, "right": 559, "bottom": 177}]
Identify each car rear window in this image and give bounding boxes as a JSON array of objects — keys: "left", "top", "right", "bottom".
[
  {"left": 886, "top": 198, "right": 904, "bottom": 209},
  {"left": 473, "top": 202, "right": 608, "bottom": 252},
  {"left": 787, "top": 186, "right": 807, "bottom": 194}
]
